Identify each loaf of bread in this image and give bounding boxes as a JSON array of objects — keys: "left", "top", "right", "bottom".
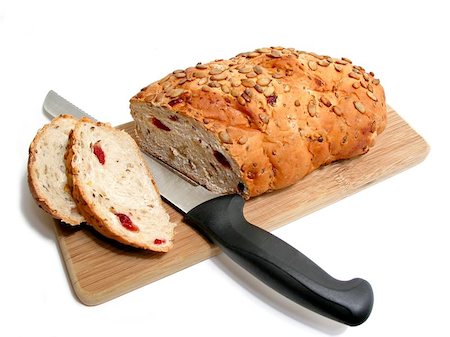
[
  {"left": 28, "top": 114, "right": 85, "bottom": 225},
  {"left": 67, "top": 118, "right": 176, "bottom": 251},
  {"left": 131, "top": 47, "right": 387, "bottom": 198}
]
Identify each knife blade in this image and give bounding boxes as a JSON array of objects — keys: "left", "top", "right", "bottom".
[{"left": 43, "top": 90, "right": 374, "bottom": 326}]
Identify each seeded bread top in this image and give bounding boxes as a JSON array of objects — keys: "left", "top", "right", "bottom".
[{"left": 131, "top": 47, "right": 387, "bottom": 196}]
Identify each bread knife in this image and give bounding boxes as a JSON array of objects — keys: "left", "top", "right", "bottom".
[{"left": 43, "top": 90, "right": 374, "bottom": 326}]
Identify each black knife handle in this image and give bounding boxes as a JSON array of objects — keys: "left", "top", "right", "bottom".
[{"left": 185, "top": 194, "right": 373, "bottom": 326}]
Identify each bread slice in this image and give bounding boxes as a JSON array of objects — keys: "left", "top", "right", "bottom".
[
  {"left": 67, "top": 118, "right": 175, "bottom": 251},
  {"left": 28, "top": 114, "right": 85, "bottom": 225}
]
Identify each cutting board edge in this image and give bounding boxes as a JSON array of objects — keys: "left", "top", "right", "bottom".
[
  {"left": 73, "top": 252, "right": 222, "bottom": 306},
  {"left": 53, "top": 221, "right": 223, "bottom": 306},
  {"left": 53, "top": 222, "right": 93, "bottom": 304}
]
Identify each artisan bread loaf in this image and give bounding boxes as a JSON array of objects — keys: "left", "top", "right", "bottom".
[
  {"left": 131, "top": 47, "right": 387, "bottom": 198},
  {"left": 28, "top": 114, "right": 85, "bottom": 225},
  {"left": 67, "top": 118, "right": 175, "bottom": 251}
]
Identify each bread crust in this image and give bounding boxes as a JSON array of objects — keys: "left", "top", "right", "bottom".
[
  {"left": 28, "top": 114, "right": 84, "bottom": 225},
  {"left": 131, "top": 47, "right": 387, "bottom": 197}
]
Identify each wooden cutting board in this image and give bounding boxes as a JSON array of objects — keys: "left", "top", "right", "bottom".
[{"left": 54, "top": 106, "right": 429, "bottom": 305}]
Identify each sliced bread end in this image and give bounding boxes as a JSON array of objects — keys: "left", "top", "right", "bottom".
[{"left": 28, "top": 114, "right": 85, "bottom": 225}]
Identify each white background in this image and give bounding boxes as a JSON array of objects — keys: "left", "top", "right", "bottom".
[{"left": 1, "top": 0, "right": 449, "bottom": 336}]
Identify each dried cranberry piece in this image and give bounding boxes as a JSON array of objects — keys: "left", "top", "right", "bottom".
[
  {"left": 154, "top": 238, "right": 166, "bottom": 245},
  {"left": 168, "top": 97, "right": 183, "bottom": 107},
  {"left": 213, "top": 150, "right": 231, "bottom": 169},
  {"left": 266, "top": 95, "right": 277, "bottom": 106},
  {"left": 169, "top": 115, "right": 179, "bottom": 121},
  {"left": 93, "top": 142, "right": 105, "bottom": 165},
  {"left": 115, "top": 213, "right": 139, "bottom": 232},
  {"left": 152, "top": 117, "right": 171, "bottom": 131}
]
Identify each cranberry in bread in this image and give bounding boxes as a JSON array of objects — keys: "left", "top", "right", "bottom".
[
  {"left": 67, "top": 118, "right": 176, "bottom": 252},
  {"left": 132, "top": 47, "right": 387, "bottom": 198},
  {"left": 28, "top": 114, "right": 85, "bottom": 225}
]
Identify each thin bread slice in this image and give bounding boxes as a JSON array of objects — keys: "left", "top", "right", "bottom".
[
  {"left": 28, "top": 114, "right": 85, "bottom": 225},
  {"left": 68, "top": 118, "right": 176, "bottom": 251}
]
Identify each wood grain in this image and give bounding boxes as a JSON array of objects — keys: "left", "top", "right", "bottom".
[{"left": 54, "top": 106, "right": 429, "bottom": 305}]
